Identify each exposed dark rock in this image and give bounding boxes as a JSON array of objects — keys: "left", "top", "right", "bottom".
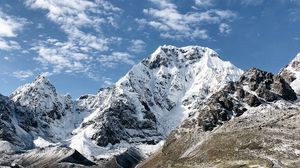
[
  {"left": 59, "top": 150, "right": 96, "bottom": 166},
  {"left": 244, "top": 92, "right": 261, "bottom": 107},
  {"left": 196, "top": 68, "right": 297, "bottom": 132},
  {"left": 116, "top": 147, "right": 144, "bottom": 168},
  {"left": 87, "top": 97, "right": 162, "bottom": 147}
]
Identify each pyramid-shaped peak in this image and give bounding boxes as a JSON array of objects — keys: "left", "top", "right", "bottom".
[
  {"left": 145, "top": 45, "right": 220, "bottom": 69},
  {"left": 33, "top": 74, "right": 51, "bottom": 83}
]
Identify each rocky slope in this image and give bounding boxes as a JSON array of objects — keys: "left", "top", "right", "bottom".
[{"left": 138, "top": 68, "right": 300, "bottom": 168}]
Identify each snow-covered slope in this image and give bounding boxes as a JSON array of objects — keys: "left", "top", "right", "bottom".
[
  {"left": 280, "top": 52, "right": 300, "bottom": 94},
  {"left": 70, "top": 45, "right": 243, "bottom": 158}
]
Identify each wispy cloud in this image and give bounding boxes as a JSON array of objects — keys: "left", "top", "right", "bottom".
[
  {"left": 194, "top": 0, "right": 214, "bottom": 7},
  {"left": 97, "top": 52, "right": 135, "bottom": 68},
  {"left": 0, "top": 10, "right": 26, "bottom": 50},
  {"left": 0, "top": 39, "right": 20, "bottom": 50},
  {"left": 219, "top": 23, "right": 231, "bottom": 35},
  {"left": 25, "top": 0, "right": 125, "bottom": 79},
  {"left": 32, "top": 39, "right": 91, "bottom": 73},
  {"left": 129, "top": 39, "right": 146, "bottom": 53},
  {"left": 13, "top": 70, "right": 34, "bottom": 80},
  {"left": 138, "top": 0, "right": 236, "bottom": 39}
]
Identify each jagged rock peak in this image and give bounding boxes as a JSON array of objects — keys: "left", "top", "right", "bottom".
[
  {"left": 239, "top": 67, "right": 297, "bottom": 101},
  {"left": 11, "top": 74, "right": 57, "bottom": 99},
  {"left": 142, "top": 45, "right": 219, "bottom": 69},
  {"left": 10, "top": 74, "right": 72, "bottom": 122}
]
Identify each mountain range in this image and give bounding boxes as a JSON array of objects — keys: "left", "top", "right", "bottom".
[{"left": 0, "top": 45, "right": 299, "bottom": 168}]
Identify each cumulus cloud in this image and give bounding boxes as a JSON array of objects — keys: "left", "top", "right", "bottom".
[
  {"left": 13, "top": 70, "right": 34, "bottom": 80},
  {"left": 0, "top": 10, "right": 26, "bottom": 50},
  {"left": 129, "top": 39, "right": 146, "bottom": 53},
  {"left": 139, "top": 0, "right": 236, "bottom": 39}
]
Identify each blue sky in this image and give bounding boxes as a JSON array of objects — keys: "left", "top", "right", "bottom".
[{"left": 0, "top": 0, "right": 300, "bottom": 98}]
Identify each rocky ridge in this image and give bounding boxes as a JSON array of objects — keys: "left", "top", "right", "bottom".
[{"left": 139, "top": 67, "right": 300, "bottom": 168}]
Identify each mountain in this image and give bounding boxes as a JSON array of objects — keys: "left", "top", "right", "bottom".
[
  {"left": 0, "top": 45, "right": 243, "bottom": 165},
  {"left": 139, "top": 68, "right": 300, "bottom": 168},
  {"left": 9, "top": 75, "right": 85, "bottom": 142},
  {"left": 4, "top": 45, "right": 299, "bottom": 167},
  {"left": 69, "top": 45, "right": 243, "bottom": 158},
  {"left": 280, "top": 52, "right": 300, "bottom": 94}
]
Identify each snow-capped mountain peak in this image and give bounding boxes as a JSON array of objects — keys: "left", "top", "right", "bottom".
[
  {"left": 10, "top": 75, "right": 72, "bottom": 123},
  {"left": 143, "top": 45, "right": 219, "bottom": 70},
  {"left": 0, "top": 45, "right": 244, "bottom": 162},
  {"left": 71, "top": 45, "right": 243, "bottom": 158},
  {"left": 280, "top": 52, "right": 300, "bottom": 94}
]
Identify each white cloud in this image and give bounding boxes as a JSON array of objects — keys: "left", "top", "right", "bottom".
[
  {"left": 0, "top": 10, "right": 26, "bottom": 50},
  {"left": 97, "top": 52, "right": 135, "bottom": 68},
  {"left": 32, "top": 39, "right": 91, "bottom": 73},
  {"left": 195, "top": 0, "right": 214, "bottom": 7},
  {"left": 129, "top": 39, "right": 146, "bottom": 53},
  {"left": 3, "top": 56, "right": 9, "bottom": 60},
  {"left": 0, "top": 38, "right": 21, "bottom": 50},
  {"left": 25, "top": 0, "right": 128, "bottom": 79},
  {"left": 102, "top": 77, "right": 114, "bottom": 86},
  {"left": 219, "top": 23, "right": 231, "bottom": 35},
  {"left": 39, "top": 71, "right": 53, "bottom": 77},
  {"left": 25, "top": 0, "right": 121, "bottom": 50},
  {"left": 13, "top": 70, "right": 34, "bottom": 80},
  {"left": 139, "top": 0, "right": 236, "bottom": 39},
  {"left": 0, "top": 11, "right": 26, "bottom": 37}
]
